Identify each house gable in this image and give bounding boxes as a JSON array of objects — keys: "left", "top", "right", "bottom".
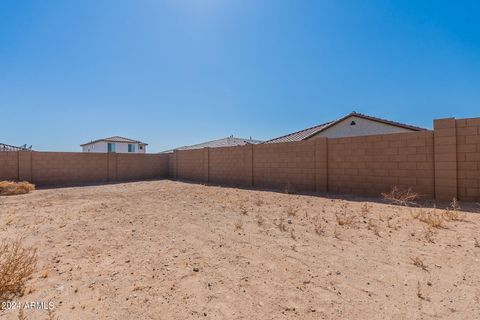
[{"left": 310, "top": 115, "right": 415, "bottom": 139}]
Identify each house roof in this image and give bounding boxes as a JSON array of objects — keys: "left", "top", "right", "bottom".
[
  {"left": 161, "top": 136, "right": 263, "bottom": 153},
  {"left": 265, "top": 112, "right": 427, "bottom": 144},
  {"left": 0, "top": 143, "right": 32, "bottom": 151},
  {"left": 81, "top": 136, "right": 148, "bottom": 147}
]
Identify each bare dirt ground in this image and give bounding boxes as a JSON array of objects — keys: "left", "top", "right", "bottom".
[{"left": 1, "top": 180, "right": 480, "bottom": 320}]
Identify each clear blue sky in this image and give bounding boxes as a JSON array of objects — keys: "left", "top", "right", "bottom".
[{"left": 1, "top": 1, "right": 479, "bottom": 152}]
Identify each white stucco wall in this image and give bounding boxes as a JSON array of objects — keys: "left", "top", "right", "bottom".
[
  {"left": 311, "top": 116, "right": 414, "bottom": 139},
  {"left": 82, "top": 141, "right": 147, "bottom": 153}
]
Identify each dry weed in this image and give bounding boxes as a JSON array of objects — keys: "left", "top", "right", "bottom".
[
  {"left": 367, "top": 220, "right": 380, "bottom": 237},
  {"left": 290, "top": 229, "right": 297, "bottom": 241},
  {"left": 314, "top": 220, "right": 326, "bottom": 236},
  {"left": 424, "top": 227, "right": 435, "bottom": 243},
  {"left": 336, "top": 213, "right": 355, "bottom": 226},
  {"left": 333, "top": 226, "right": 341, "bottom": 239},
  {"left": 256, "top": 214, "right": 265, "bottom": 227},
  {"left": 234, "top": 221, "right": 243, "bottom": 231},
  {"left": 254, "top": 197, "right": 264, "bottom": 206},
  {"left": 274, "top": 218, "right": 288, "bottom": 232},
  {"left": 411, "top": 256, "right": 429, "bottom": 271},
  {"left": 443, "top": 198, "right": 465, "bottom": 221},
  {"left": 47, "top": 308, "right": 58, "bottom": 320},
  {"left": 474, "top": 238, "right": 480, "bottom": 248},
  {"left": 239, "top": 204, "right": 248, "bottom": 216},
  {"left": 17, "top": 308, "right": 27, "bottom": 320},
  {"left": 416, "top": 281, "right": 430, "bottom": 301},
  {"left": 0, "top": 181, "right": 35, "bottom": 196},
  {"left": 284, "top": 182, "right": 296, "bottom": 194},
  {"left": 360, "top": 203, "right": 371, "bottom": 219},
  {"left": 411, "top": 208, "right": 445, "bottom": 229},
  {"left": 382, "top": 186, "right": 419, "bottom": 206},
  {"left": 0, "top": 239, "right": 38, "bottom": 303},
  {"left": 286, "top": 206, "right": 298, "bottom": 217}
]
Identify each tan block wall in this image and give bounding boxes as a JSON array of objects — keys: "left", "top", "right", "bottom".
[
  {"left": 328, "top": 131, "right": 435, "bottom": 197},
  {"left": 0, "top": 151, "right": 169, "bottom": 186},
  {"left": 32, "top": 152, "right": 109, "bottom": 186},
  {"left": 456, "top": 118, "right": 480, "bottom": 202},
  {"left": 116, "top": 153, "right": 169, "bottom": 181},
  {"left": 176, "top": 149, "right": 206, "bottom": 181},
  {"left": 0, "top": 152, "right": 19, "bottom": 181},
  {"left": 253, "top": 140, "right": 317, "bottom": 191},
  {"left": 209, "top": 146, "right": 250, "bottom": 186}
]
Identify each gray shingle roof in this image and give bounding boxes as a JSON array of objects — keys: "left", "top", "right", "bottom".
[
  {"left": 162, "top": 136, "right": 263, "bottom": 153},
  {"left": 81, "top": 136, "right": 147, "bottom": 147},
  {"left": 265, "top": 112, "right": 427, "bottom": 144}
]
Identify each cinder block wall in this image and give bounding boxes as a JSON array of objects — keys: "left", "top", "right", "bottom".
[
  {"left": 0, "top": 152, "right": 169, "bottom": 186},
  {"left": 455, "top": 118, "right": 480, "bottom": 202},
  {"left": 328, "top": 131, "right": 435, "bottom": 197},
  {"left": 171, "top": 116, "right": 480, "bottom": 202}
]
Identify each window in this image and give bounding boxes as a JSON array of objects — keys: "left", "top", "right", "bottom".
[
  {"left": 107, "top": 143, "right": 116, "bottom": 153},
  {"left": 128, "top": 144, "right": 136, "bottom": 153}
]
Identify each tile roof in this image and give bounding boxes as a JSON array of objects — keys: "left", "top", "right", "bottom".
[
  {"left": 161, "top": 136, "right": 263, "bottom": 153},
  {"left": 265, "top": 112, "right": 427, "bottom": 144},
  {"left": 81, "top": 136, "right": 147, "bottom": 147}
]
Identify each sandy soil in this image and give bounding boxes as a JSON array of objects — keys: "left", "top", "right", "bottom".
[{"left": 0, "top": 180, "right": 480, "bottom": 320}]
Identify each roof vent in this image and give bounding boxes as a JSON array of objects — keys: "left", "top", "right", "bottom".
[{"left": 350, "top": 121, "right": 356, "bottom": 126}]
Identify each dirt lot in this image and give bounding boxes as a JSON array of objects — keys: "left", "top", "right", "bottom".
[{"left": 1, "top": 180, "right": 480, "bottom": 319}]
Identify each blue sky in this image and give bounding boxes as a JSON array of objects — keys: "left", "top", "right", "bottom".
[{"left": 1, "top": 1, "right": 479, "bottom": 152}]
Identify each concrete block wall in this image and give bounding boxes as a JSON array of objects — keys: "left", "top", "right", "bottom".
[
  {"left": 456, "top": 118, "right": 480, "bottom": 202},
  {"left": 0, "top": 151, "right": 169, "bottom": 186},
  {"left": 176, "top": 149, "right": 206, "bottom": 182},
  {"left": 209, "top": 146, "right": 250, "bottom": 186},
  {"left": 328, "top": 131, "right": 435, "bottom": 197},
  {"left": 253, "top": 140, "right": 318, "bottom": 191}
]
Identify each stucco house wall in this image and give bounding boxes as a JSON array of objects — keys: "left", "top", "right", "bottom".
[
  {"left": 82, "top": 141, "right": 146, "bottom": 153},
  {"left": 311, "top": 116, "right": 413, "bottom": 139}
]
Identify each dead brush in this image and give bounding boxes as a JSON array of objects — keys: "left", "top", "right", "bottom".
[
  {"left": 255, "top": 214, "right": 265, "bottom": 227},
  {"left": 274, "top": 218, "right": 288, "bottom": 232},
  {"left": 411, "top": 208, "right": 445, "bottom": 229},
  {"left": 286, "top": 205, "right": 298, "bottom": 217},
  {"left": 0, "top": 239, "right": 38, "bottom": 303},
  {"left": 474, "top": 238, "right": 480, "bottom": 248},
  {"left": 367, "top": 219, "right": 381, "bottom": 237},
  {"left": 416, "top": 281, "right": 430, "bottom": 301},
  {"left": 0, "top": 181, "right": 35, "bottom": 196},
  {"left": 335, "top": 203, "right": 355, "bottom": 226},
  {"left": 382, "top": 186, "right": 419, "bottom": 207},
  {"left": 423, "top": 226, "right": 436, "bottom": 243},
  {"left": 313, "top": 219, "right": 326, "bottom": 236},
  {"left": 234, "top": 221, "right": 243, "bottom": 231},
  {"left": 410, "top": 256, "right": 429, "bottom": 271},
  {"left": 239, "top": 204, "right": 248, "bottom": 216},
  {"left": 284, "top": 182, "right": 296, "bottom": 194},
  {"left": 254, "top": 197, "right": 264, "bottom": 207},
  {"left": 443, "top": 198, "right": 465, "bottom": 221},
  {"left": 360, "top": 203, "right": 371, "bottom": 219}
]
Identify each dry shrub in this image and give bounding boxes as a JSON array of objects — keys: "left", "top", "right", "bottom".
[
  {"left": 410, "top": 256, "right": 428, "bottom": 271},
  {"left": 423, "top": 226, "right": 435, "bottom": 243},
  {"left": 382, "top": 186, "right": 419, "bottom": 206},
  {"left": 443, "top": 198, "right": 465, "bottom": 221},
  {"left": 284, "top": 182, "right": 296, "bottom": 194},
  {"left": 314, "top": 220, "right": 326, "bottom": 236},
  {"left": 286, "top": 205, "right": 298, "bottom": 217},
  {"left": 335, "top": 213, "right": 355, "bottom": 226},
  {"left": 367, "top": 219, "right": 380, "bottom": 237},
  {"left": 360, "top": 203, "right": 371, "bottom": 219},
  {"left": 416, "top": 281, "right": 430, "bottom": 301},
  {"left": 474, "top": 238, "right": 480, "bottom": 248},
  {"left": 234, "top": 221, "right": 243, "bottom": 231},
  {"left": 411, "top": 208, "right": 445, "bottom": 229},
  {"left": 274, "top": 218, "right": 288, "bottom": 232},
  {"left": 0, "top": 181, "right": 35, "bottom": 196},
  {"left": 254, "top": 197, "right": 264, "bottom": 207},
  {"left": 0, "top": 239, "right": 38, "bottom": 303},
  {"left": 290, "top": 229, "right": 297, "bottom": 241},
  {"left": 256, "top": 214, "right": 265, "bottom": 227},
  {"left": 239, "top": 204, "right": 248, "bottom": 216}
]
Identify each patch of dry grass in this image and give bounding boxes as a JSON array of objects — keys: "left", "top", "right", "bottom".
[
  {"left": 443, "top": 198, "right": 466, "bottom": 221},
  {"left": 284, "top": 182, "right": 296, "bottom": 194},
  {"left": 410, "top": 256, "right": 428, "bottom": 271},
  {"left": 0, "top": 239, "right": 38, "bottom": 303},
  {"left": 411, "top": 208, "right": 445, "bottom": 229},
  {"left": 382, "top": 186, "right": 419, "bottom": 207},
  {"left": 0, "top": 181, "right": 35, "bottom": 196}
]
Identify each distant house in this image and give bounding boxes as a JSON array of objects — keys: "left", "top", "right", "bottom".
[
  {"left": 266, "top": 112, "right": 426, "bottom": 143},
  {"left": 162, "top": 136, "right": 263, "bottom": 153},
  {"left": 0, "top": 143, "right": 32, "bottom": 152},
  {"left": 81, "top": 136, "right": 147, "bottom": 153}
]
